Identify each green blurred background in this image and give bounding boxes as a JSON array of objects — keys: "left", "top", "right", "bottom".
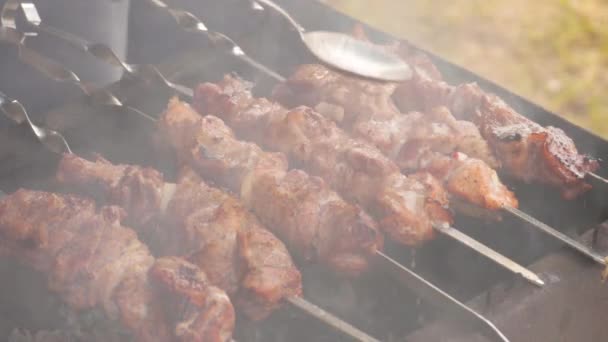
[{"left": 325, "top": 0, "right": 608, "bottom": 137}]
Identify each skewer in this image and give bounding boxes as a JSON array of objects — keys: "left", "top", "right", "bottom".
[
  {"left": 433, "top": 223, "right": 544, "bottom": 286},
  {"left": 502, "top": 206, "right": 606, "bottom": 266},
  {"left": 286, "top": 297, "right": 380, "bottom": 342},
  {"left": 588, "top": 171, "right": 608, "bottom": 186},
  {"left": 0, "top": 92, "right": 379, "bottom": 342},
  {"left": 375, "top": 251, "right": 509, "bottom": 342},
  {"left": 8, "top": 4, "right": 543, "bottom": 288}
]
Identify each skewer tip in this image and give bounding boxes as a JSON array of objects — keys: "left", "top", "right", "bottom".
[
  {"left": 588, "top": 171, "right": 608, "bottom": 185},
  {"left": 503, "top": 206, "right": 607, "bottom": 267},
  {"left": 434, "top": 224, "right": 544, "bottom": 287},
  {"left": 285, "top": 296, "right": 380, "bottom": 342}
]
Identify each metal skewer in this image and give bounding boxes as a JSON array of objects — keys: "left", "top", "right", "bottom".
[
  {"left": 434, "top": 223, "right": 544, "bottom": 286},
  {"left": 375, "top": 251, "right": 509, "bottom": 342},
  {"left": 14, "top": 1, "right": 194, "bottom": 99},
  {"left": 286, "top": 296, "right": 380, "bottom": 341},
  {"left": 588, "top": 171, "right": 608, "bottom": 186},
  {"left": 0, "top": 90, "right": 72, "bottom": 154},
  {"left": 142, "top": 0, "right": 286, "bottom": 83},
  {"left": 502, "top": 206, "right": 606, "bottom": 266},
  {"left": 0, "top": 27, "right": 157, "bottom": 123}
]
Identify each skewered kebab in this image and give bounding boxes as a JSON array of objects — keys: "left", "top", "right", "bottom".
[
  {"left": 272, "top": 64, "right": 516, "bottom": 211},
  {"left": 192, "top": 75, "right": 543, "bottom": 285},
  {"left": 198, "top": 75, "right": 516, "bottom": 217},
  {"left": 160, "top": 93, "right": 542, "bottom": 288},
  {"left": 160, "top": 98, "right": 383, "bottom": 275},
  {"left": 349, "top": 24, "right": 600, "bottom": 200},
  {"left": 50, "top": 136, "right": 380, "bottom": 340},
  {"left": 273, "top": 61, "right": 607, "bottom": 265},
  {"left": 0, "top": 189, "right": 235, "bottom": 342},
  {"left": 55, "top": 153, "right": 303, "bottom": 321},
  {"left": 194, "top": 75, "right": 450, "bottom": 246},
  {"left": 393, "top": 69, "right": 600, "bottom": 200},
  {"left": 155, "top": 76, "right": 510, "bottom": 341}
]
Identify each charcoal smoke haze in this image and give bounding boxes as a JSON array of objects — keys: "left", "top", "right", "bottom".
[{"left": 2, "top": 0, "right": 608, "bottom": 341}]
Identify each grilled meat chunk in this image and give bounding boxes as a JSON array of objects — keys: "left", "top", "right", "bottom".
[
  {"left": 274, "top": 64, "right": 515, "bottom": 212},
  {"left": 273, "top": 64, "right": 399, "bottom": 128},
  {"left": 274, "top": 64, "right": 496, "bottom": 167},
  {"left": 194, "top": 75, "right": 452, "bottom": 245},
  {"left": 412, "top": 151, "right": 517, "bottom": 210},
  {"left": 169, "top": 168, "right": 302, "bottom": 320},
  {"left": 150, "top": 257, "right": 235, "bottom": 341},
  {"left": 159, "top": 98, "right": 383, "bottom": 276},
  {"left": 0, "top": 189, "right": 234, "bottom": 342},
  {"left": 56, "top": 154, "right": 302, "bottom": 320},
  {"left": 56, "top": 153, "right": 164, "bottom": 228},
  {"left": 353, "top": 106, "right": 499, "bottom": 169},
  {"left": 392, "top": 64, "right": 599, "bottom": 199}
]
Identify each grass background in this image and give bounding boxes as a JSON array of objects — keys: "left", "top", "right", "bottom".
[{"left": 324, "top": 0, "right": 608, "bottom": 138}]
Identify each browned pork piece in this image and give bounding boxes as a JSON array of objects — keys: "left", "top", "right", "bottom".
[
  {"left": 273, "top": 64, "right": 517, "bottom": 212},
  {"left": 158, "top": 98, "right": 383, "bottom": 276},
  {"left": 393, "top": 72, "right": 600, "bottom": 199},
  {"left": 194, "top": 75, "right": 452, "bottom": 246},
  {"left": 0, "top": 189, "right": 234, "bottom": 342},
  {"left": 56, "top": 153, "right": 302, "bottom": 320},
  {"left": 353, "top": 24, "right": 598, "bottom": 199}
]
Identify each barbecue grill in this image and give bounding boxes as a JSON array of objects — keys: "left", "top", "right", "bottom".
[{"left": 1, "top": 0, "right": 608, "bottom": 341}]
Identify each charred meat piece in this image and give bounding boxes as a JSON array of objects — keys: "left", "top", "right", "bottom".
[
  {"left": 56, "top": 154, "right": 302, "bottom": 321},
  {"left": 0, "top": 189, "right": 234, "bottom": 342},
  {"left": 392, "top": 65, "right": 599, "bottom": 199},
  {"left": 274, "top": 64, "right": 516, "bottom": 212},
  {"left": 55, "top": 153, "right": 164, "bottom": 228},
  {"left": 194, "top": 75, "right": 451, "bottom": 246},
  {"left": 159, "top": 98, "right": 383, "bottom": 276},
  {"left": 411, "top": 151, "right": 517, "bottom": 210}
]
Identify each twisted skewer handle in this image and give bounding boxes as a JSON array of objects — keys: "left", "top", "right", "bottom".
[
  {"left": 0, "top": 90, "right": 71, "bottom": 154},
  {"left": 143, "top": 0, "right": 285, "bottom": 82}
]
